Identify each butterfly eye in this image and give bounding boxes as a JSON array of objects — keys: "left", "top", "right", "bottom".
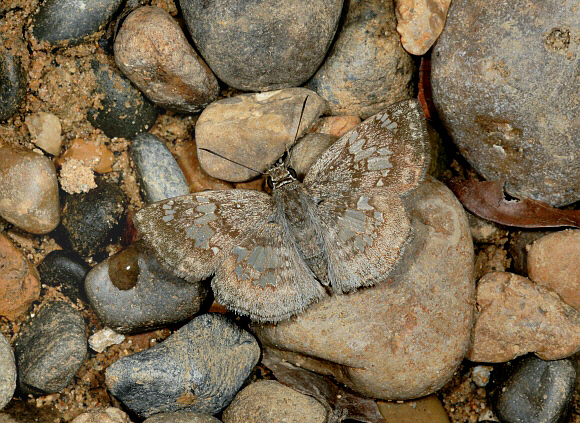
[
  {"left": 266, "top": 176, "right": 274, "bottom": 189},
  {"left": 288, "top": 168, "right": 297, "bottom": 179}
]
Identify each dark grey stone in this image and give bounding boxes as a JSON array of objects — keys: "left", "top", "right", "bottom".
[
  {"left": 132, "top": 133, "right": 190, "bottom": 204},
  {"left": 31, "top": 0, "right": 123, "bottom": 45},
  {"left": 490, "top": 355, "right": 577, "bottom": 423},
  {"left": 88, "top": 61, "right": 158, "bottom": 140},
  {"left": 85, "top": 241, "right": 211, "bottom": 334},
  {"left": 106, "top": 313, "right": 260, "bottom": 417},
  {"left": 143, "top": 411, "right": 223, "bottom": 423},
  {"left": 0, "top": 332, "right": 16, "bottom": 410},
  {"left": 13, "top": 302, "right": 87, "bottom": 396},
  {"left": 57, "top": 178, "right": 126, "bottom": 259},
  {"left": 431, "top": 0, "right": 580, "bottom": 206},
  {"left": 306, "top": 0, "right": 415, "bottom": 119},
  {"left": 180, "top": 0, "right": 343, "bottom": 91},
  {"left": 0, "top": 51, "right": 26, "bottom": 121},
  {"left": 37, "top": 250, "right": 90, "bottom": 303}
]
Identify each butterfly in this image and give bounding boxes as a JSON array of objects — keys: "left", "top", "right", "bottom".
[{"left": 133, "top": 98, "right": 430, "bottom": 323}]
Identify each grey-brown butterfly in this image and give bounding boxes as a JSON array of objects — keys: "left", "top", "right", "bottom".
[{"left": 134, "top": 98, "right": 430, "bottom": 323}]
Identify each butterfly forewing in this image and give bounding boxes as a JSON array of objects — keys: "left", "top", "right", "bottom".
[
  {"left": 303, "top": 99, "right": 429, "bottom": 199},
  {"left": 212, "top": 219, "right": 327, "bottom": 322},
  {"left": 133, "top": 190, "right": 274, "bottom": 281}
]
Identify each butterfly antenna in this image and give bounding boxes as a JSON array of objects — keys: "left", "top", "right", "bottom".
[
  {"left": 286, "top": 95, "right": 309, "bottom": 165},
  {"left": 198, "top": 148, "right": 262, "bottom": 175}
]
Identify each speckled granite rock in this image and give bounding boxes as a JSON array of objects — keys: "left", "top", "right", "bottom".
[{"left": 0, "top": 332, "right": 16, "bottom": 410}]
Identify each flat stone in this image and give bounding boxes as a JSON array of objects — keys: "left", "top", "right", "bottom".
[
  {"left": 0, "top": 234, "right": 40, "bottom": 321},
  {"left": 252, "top": 177, "right": 474, "bottom": 400},
  {"left": 56, "top": 138, "right": 115, "bottom": 174},
  {"left": 307, "top": 0, "right": 415, "bottom": 119},
  {"left": 31, "top": 0, "right": 123, "bottom": 45},
  {"left": 431, "top": 0, "right": 580, "bottom": 206},
  {"left": 25, "top": 112, "right": 63, "bottom": 156},
  {"left": 0, "top": 49, "right": 26, "bottom": 121},
  {"left": 13, "top": 301, "right": 87, "bottom": 395},
  {"left": 0, "top": 332, "right": 16, "bottom": 410},
  {"left": 175, "top": 141, "right": 234, "bottom": 192},
  {"left": 489, "top": 355, "right": 576, "bottom": 423},
  {"left": 377, "top": 395, "right": 450, "bottom": 423},
  {"left": 143, "top": 412, "right": 223, "bottom": 423},
  {"left": 180, "top": 0, "right": 342, "bottom": 91},
  {"left": 132, "top": 133, "right": 190, "bottom": 204},
  {"left": 85, "top": 241, "right": 211, "bottom": 334},
  {"left": 37, "top": 250, "right": 90, "bottom": 303},
  {"left": 57, "top": 178, "right": 126, "bottom": 259},
  {"left": 88, "top": 61, "right": 158, "bottom": 140},
  {"left": 71, "top": 407, "right": 132, "bottom": 423},
  {"left": 115, "top": 7, "right": 219, "bottom": 113},
  {"left": 106, "top": 313, "right": 260, "bottom": 417},
  {"left": 196, "top": 88, "right": 326, "bottom": 181},
  {"left": 467, "top": 271, "right": 580, "bottom": 363},
  {"left": 222, "top": 380, "right": 327, "bottom": 423},
  {"left": 0, "top": 146, "right": 60, "bottom": 234},
  {"left": 527, "top": 230, "right": 580, "bottom": 310}
]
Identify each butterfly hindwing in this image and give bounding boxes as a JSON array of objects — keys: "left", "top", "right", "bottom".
[
  {"left": 317, "top": 191, "right": 411, "bottom": 293},
  {"left": 212, "top": 219, "right": 327, "bottom": 322},
  {"left": 303, "top": 99, "right": 429, "bottom": 199},
  {"left": 133, "top": 190, "right": 274, "bottom": 281}
]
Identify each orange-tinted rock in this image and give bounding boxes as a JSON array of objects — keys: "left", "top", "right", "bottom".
[
  {"left": 309, "top": 115, "right": 361, "bottom": 138},
  {"left": 56, "top": 138, "right": 114, "bottom": 174},
  {"left": 0, "top": 234, "right": 40, "bottom": 320},
  {"left": 395, "top": 0, "right": 451, "bottom": 55},
  {"left": 233, "top": 177, "right": 265, "bottom": 192},
  {"left": 175, "top": 141, "right": 233, "bottom": 192}
]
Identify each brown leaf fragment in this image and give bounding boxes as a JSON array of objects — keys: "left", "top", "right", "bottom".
[
  {"left": 262, "top": 351, "right": 386, "bottom": 423},
  {"left": 447, "top": 179, "right": 580, "bottom": 228}
]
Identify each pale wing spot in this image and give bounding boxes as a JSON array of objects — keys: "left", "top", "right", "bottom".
[
  {"left": 354, "top": 236, "right": 366, "bottom": 252},
  {"left": 368, "top": 156, "right": 393, "bottom": 171},
  {"left": 348, "top": 131, "right": 359, "bottom": 145},
  {"left": 196, "top": 203, "right": 216, "bottom": 213},
  {"left": 194, "top": 213, "right": 218, "bottom": 225},
  {"left": 348, "top": 138, "right": 367, "bottom": 155},
  {"left": 354, "top": 146, "right": 376, "bottom": 162},
  {"left": 196, "top": 196, "right": 210, "bottom": 203},
  {"left": 374, "top": 211, "right": 384, "bottom": 223},
  {"left": 377, "top": 146, "right": 393, "bottom": 155},
  {"left": 211, "top": 246, "right": 220, "bottom": 255},
  {"left": 259, "top": 272, "right": 277, "bottom": 287},
  {"left": 186, "top": 224, "right": 214, "bottom": 249},
  {"left": 338, "top": 226, "right": 356, "bottom": 243},
  {"left": 356, "top": 196, "right": 374, "bottom": 211},
  {"left": 376, "top": 179, "right": 384, "bottom": 187},
  {"left": 162, "top": 201, "right": 174, "bottom": 210},
  {"left": 232, "top": 246, "right": 248, "bottom": 262},
  {"left": 162, "top": 215, "right": 174, "bottom": 222}
]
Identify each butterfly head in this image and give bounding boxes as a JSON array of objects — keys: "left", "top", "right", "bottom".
[{"left": 266, "top": 161, "right": 298, "bottom": 190}]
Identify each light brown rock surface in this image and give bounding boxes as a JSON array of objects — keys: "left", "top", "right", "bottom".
[
  {"left": 252, "top": 177, "right": 475, "bottom": 400},
  {"left": 467, "top": 271, "right": 580, "bottom": 363},
  {"left": 395, "top": 0, "right": 451, "bottom": 55}
]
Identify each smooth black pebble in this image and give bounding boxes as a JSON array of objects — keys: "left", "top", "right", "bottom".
[
  {"left": 0, "top": 51, "right": 26, "bottom": 121},
  {"left": 38, "top": 250, "right": 90, "bottom": 302}
]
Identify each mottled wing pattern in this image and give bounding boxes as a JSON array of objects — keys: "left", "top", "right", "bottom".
[
  {"left": 133, "top": 190, "right": 274, "bottom": 282},
  {"left": 303, "top": 99, "right": 429, "bottom": 199},
  {"left": 213, "top": 219, "right": 327, "bottom": 322},
  {"left": 318, "top": 192, "right": 411, "bottom": 293}
]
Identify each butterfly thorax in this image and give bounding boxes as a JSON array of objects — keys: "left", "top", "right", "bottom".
[{"left": 272, "top": 179, "right": 330, "bottom": 286}]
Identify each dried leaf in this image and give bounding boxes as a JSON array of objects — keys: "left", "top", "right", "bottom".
[
  {"left": 262, "top": 351, "right": 386, "bottom": 423},
  {"left": 418, "top": 57, "right": 436, "bottom": 120},
  {"left": 448, "top": 179, "right": 580, "bottom": 228}
]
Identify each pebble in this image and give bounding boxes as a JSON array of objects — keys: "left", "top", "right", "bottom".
[
  {"left": 471, "top": 365, "right": 493, "bottom": 388},
  {"left": 180, "top": 0, "right": 342, "bottom": 91},
  {"left": 88, "top": 328, "right": 125, "bottom": 353},
  {"left": 143, "top": 412, "right": 222, "bottom": 423},
  {"left": 85, "top": 241, "right": 211, "bottom": 334},
  {"left": 490, "top": 355, "right": 576, "bottom": 423},
  {"left": 222, "top": 380, "right": 326, "bottom": 423},
  {"left": 0, "top": 49, "right": 27, "bottom": 121},
  {"left": 507, "top": 230, "right": 553, "bottom": 276},
  {"left": 467, "top": 271, "right": 580, "bottom": 363},
  {"left": 377, "top": 395, "right": 450, "bottom": 423},
  {"left": 307, "top": 0, "right": 415, "bottom": 119},
  {"left": 0, "top": 332, "right": 16, "bottom": 410},
  {"left": 252, "top": 177, "right": 474, "bottom": 400},
  {"left": 0, "top": 146, "right": 60, "bottom": 234},
  {"left": 56, "top": 138, "right": 115, "bottom": 174},
  {"left": 175, "top": 141, "right": 234, "bottom": 192},
  {"left": 31, "top": 0, "right": 124, "bottom": 45},
  {"left": 394, "top": 0, "right": 451, "bottom": 55},
  {"left": 527, "top": 229, "right": 580, "bottom": 310},
  {"left": 287, "top": 133, "right": 338, "bottom": 179},
  {"left": 71, "top": 407, "right": 132, "bottom": 423},
  {"left": 57, "top": 178, "right": 126, "bottom": 259},
  {"left": 106, "top": 313, "right": 260, "bottom": 417},
  {"left": 431, "top": 0, "right": 580, "bottom": 206},
  {"left": 308, "top": 115, "right": 361, "bottom": 138},
  {"left": 196, "top": 88, "right": 327, "bottom": 181},
  {"left": 131, "top": 133, "right": 190, "bottom": 204},
  {"left": 88, "top": 61, "right": 158, "bottom": 140},
  {"left": 0, "top": 234, "right": 40, "bottom": 321},
  {"left": 13, "top": 301, "right": 87, "bottom": 395},
  {"left": 37, "top": 249, "right": 90, "bottom": 303},
  {"left": 24, "top": 112, "right": 62, "bottom": 156},
  {"left": 114, "top": 7, "right": 219, "bottom": 113}
]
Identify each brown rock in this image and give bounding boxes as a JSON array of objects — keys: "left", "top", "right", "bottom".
[
  {"left": 196, "top": 88, "right": 326, "bottom": 181},
  {"left": 0, "top": 234, "right": 40, "bottom": 320},
  {"left": 467, "top": 271, "right": 580, "bottom": 363},
  {"left": 252, "top": 177, "right": 474, "bottom": 400},
  {"left": 308, "top": 115, "right": 362, "bottom": 138},
  {"left": 527, "top": 229, "right": 580, "bottom": 310},
  {"left": 25, "top": 112, "right": 63, "bottom": 156},
  {"left": 288, "top": 133, "right": 338, "bottom": 179},
  {"left": 71, "top": 407, "right": 132, "bottom": 423},
  {"left": 377, "top": 395, "right": 450, "bottom": 423},
  {"left": 56, "top": 138, "right": 115, "bottom": 174},
  {"left": 175, "top": 141, "right": 233, "bottom": 192},
  {"left": 233, "top": 177, "right": 266, "bottom": 191},
  {"left": 0, "top": 146, "right": 60, "bottom": 234},
  {"left": 222, "top": 380, "right": 327, "bottom": 423},
  {"left": 394, "top": 0, "right": 451, "bottom": 55},
  {"left": 115, "top": 7, "right": 219, "bottom": 113}
]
